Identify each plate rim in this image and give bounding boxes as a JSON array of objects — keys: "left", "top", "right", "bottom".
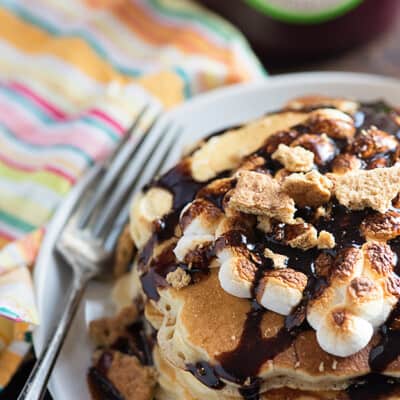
[{"left": 169, "top": 71, "right": 400, "bottom": 118}]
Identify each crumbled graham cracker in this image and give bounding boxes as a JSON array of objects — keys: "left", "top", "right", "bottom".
[
  {"left": 271, "top": 144, "right": 314, "bottom": 172},
  {"left": 89, "top": 305, "right": 139, "bottom": 347},
  {"left": 307, "top": 108, "right": 356, "bottom": 139},
  {"left": 263, "top": 248, "right": 288, "bottom": 269},
  {"left": 229, "top": 171, "right": 295, "bottom": 223},
  {"left": 285, "top": 224, "right": 335, "bottom": 251},
  {"left": 286, "top": 223, "right": 319, "bottom": 250},
  {"left": 274, "top": 168, "right": 292, "bottom": 183},
  {"left": 105, "top": 350, "right": 157, "bottom": 400},
  {"left": 166, "top": 268, "right": 191, "bottom": 289},
  {"left": 317, "top": 230, "right": 336, "bottom": 249},
  {"left": 283, "top": 170, "right": 333, "bottom": 207},
  {"left": 315, "top": 206, "right": 328, "bottom": 219},
  {"left": 257, "top": 215, "right": 273, "bottom": 233},
  {"left": 333, "top": 165, "right": 400, "bottom": 213}
]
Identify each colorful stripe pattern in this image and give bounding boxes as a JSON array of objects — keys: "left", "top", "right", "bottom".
[{"left": 0, "top": 0, "right": 264, "bottom": 390}]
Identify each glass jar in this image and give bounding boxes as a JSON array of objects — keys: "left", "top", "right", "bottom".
[{"left": 200, "top": 0, "right": 399, "bottom": 66}]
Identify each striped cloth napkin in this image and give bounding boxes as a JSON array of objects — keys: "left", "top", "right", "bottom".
[{"left": 0, "top": 0, "right": 265, "bottom": 390}]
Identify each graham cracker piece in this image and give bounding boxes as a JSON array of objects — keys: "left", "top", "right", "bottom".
[
  {"left": 229, "top": 170, "right": 296, "bottom": 223},
  {"left": 272, "top": 144, "right": 314, "bottom": 172},
  {"left": 283, "top": 171, "right": 333, "bottom": 207},
  {"left": 333, "top": 165, "right": 400, "bottom": 213}
]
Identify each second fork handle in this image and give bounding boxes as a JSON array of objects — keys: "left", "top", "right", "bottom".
[{"left": 18, "top": 270, "right": 92, "bottom": 400}]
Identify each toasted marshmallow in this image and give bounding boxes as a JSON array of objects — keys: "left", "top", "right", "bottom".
[
  {"left": 291, "top": 133, "right": 336, "bottom": 166},
  {"left": 215, "top": 215, "right": 254, "bottom": 238},
  {"left": 218, "top": 248, "right": 256, "bottom": 298},
  {"left": 345, "top": 277, "right": 384, "bottom": 328},
  {"left": 130, "top": 188, "right": 173, "bottom": 248},
  {"left": 361, "top": 210, "right": 400, "bottom": 241},
  {"left": 256, "top": 269, "right": 307, "bottom": 315},
  {"left": 350, "top": 127, "right": 398, "bottom": 159},
  {"left": 174, "top": 199, "right": 222, "bottom": 262},
  {"left": 362, "top": 242, "right": 395, "bottom": 280},
  {"left": 190, "top": 112, "right": 308, "bottom": 181},
  {"left": 173, "top": 234, "right": 213, "bottom": 262},
  {"left": 379, "top": 294, "right": 398, "bottom": 328},
  {"left": 182, "top": 218, "right": 213, "bottom": 237},
  {"left": 179, "top": 199, "right": 223, "bottom": 235},
  {"left": 307, "top": 285, "right": 346, "bottom": 330},
  {"left": 308, "top": 108, "right": 356, "bottom": 139},
  {"left": 286, "top": 96, "right": 358, "bottom": 114},
  {"left": 308, "top": 242, "right": 400, "bottom": 357},
  {"left": 378, "top": 274, "right": 400, "bottom": 327},
  {"left": 316, "top": 308, "right": 373, "bottom": 358},
  {"left": 330, "top": 247, "right": 363, "bottom": 285}
]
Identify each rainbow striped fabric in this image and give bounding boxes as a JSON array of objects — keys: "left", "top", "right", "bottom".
[{"left": 0, "top": 0, "right": 264, "bottom": 390}]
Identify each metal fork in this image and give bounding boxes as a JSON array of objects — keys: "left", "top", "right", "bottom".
[{"left": 18, "top": 105, "right": 182, "bottom": 400}]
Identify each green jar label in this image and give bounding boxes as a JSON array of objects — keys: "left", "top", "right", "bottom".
[{"left": 244, "top": 0, "right": 363, "bottom": 24}]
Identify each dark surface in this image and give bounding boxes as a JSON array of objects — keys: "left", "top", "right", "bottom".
[
  {"left": 3, "top": 7, "right": 400, "bottom": 400},
  {"left": 200, "top": 0, "right": 399, "bottom": 67},
  {"left": 0, "top": 355, "right": 52, "bottom": 400},
  {"left": 267, "top": 6, "right": 400, "bottom": 76}
]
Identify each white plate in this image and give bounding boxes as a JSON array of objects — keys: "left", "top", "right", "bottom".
[{"left": 33, "top": 72, "right": 400, "bottom": 400}]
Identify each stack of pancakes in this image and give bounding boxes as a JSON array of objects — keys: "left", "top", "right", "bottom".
[{"left": 89, "top": 96, "right": 400, "bottom": 400}]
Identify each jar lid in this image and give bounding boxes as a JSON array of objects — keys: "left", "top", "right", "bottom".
[{"left": 244, "top": 0, "right": 363, "bottom": 24}]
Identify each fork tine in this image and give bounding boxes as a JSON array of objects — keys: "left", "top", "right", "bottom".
[
  {"left": 130, "top": 126, "right": 182, "bottom": 199},
  {"left": 93, "top": 121, "right": 181, "bottom": 238},
  {"left": 105, "top": 103, "right": 151, "bottom": 165},
  {"left": 104, "top": 125, "right": 181, "bottom": 251},
  {"left": 78, "top": 104, "right": 160, "bottom": 229}
]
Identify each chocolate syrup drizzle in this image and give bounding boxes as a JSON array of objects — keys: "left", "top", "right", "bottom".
[
  {"left": 137, "top": 101, "right": 400, "bottom": 399},
  {"left": 87, "top": 320, "right": 155, "bottom": 400}
]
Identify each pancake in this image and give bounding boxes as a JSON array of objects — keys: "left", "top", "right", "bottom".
[
  {"left": 89, "top": 96, "right": 400, "bottom": 399},
  {"left": 154, "top": 344, "right": 400, "bottom": 400}
]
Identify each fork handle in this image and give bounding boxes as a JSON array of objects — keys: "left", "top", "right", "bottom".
[{"left": 18, "top": 271, "right": 92, "bottom": 400}]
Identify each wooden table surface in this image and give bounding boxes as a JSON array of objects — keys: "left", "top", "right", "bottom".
[{"left": 2, "top": 9, "right": 400, "bottom": 400}]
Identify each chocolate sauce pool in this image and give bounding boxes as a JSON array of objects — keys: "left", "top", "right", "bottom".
[{"left": 136, "top": 101, "right": 400, "bottom": 399}]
